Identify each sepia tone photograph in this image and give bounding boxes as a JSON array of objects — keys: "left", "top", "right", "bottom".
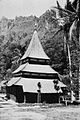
[{"left": 0, "top": 0, "right": 80, "bottom": 119}]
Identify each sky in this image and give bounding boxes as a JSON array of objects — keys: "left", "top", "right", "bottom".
[{"left": 0, "top": 0, "right": 67, "bottom": 19}]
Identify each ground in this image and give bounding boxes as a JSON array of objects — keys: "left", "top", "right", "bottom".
[{"left": 0, "top": 102, "right": 80, "bottom": 120}]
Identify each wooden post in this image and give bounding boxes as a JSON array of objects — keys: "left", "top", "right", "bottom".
[
  {"left": 24, "top": 94, "right": 26, "bottom": 103},
  {"left": 59, "top": 93, "right": 60, "bottom": 104},
  {"left": 37, "top": 82, "right": 41, "bottom": 103},
  {"left": 37, "top": 90, "right": 41, "bottom": 103},
  {"left": 65, "top": 100, "right": 68, "bottom": 106}
]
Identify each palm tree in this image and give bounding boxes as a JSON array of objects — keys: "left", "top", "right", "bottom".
[{"left": 51, "top": 0, "right": 80, "bottom": 100}]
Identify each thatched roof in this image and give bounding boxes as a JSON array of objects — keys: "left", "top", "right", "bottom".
[
  {"left": 13, "top": 63, "right": 58, "bottom": 74},
  {"left": 7, "top": 77, "right": 66, "bottom": 93},
  {"left": 21, "top": 30, "right": 50, "bottom": 60}
]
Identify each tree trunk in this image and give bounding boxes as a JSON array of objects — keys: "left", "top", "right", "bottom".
[
  {"left": 64, "top": 31, "right": 74, "bottom": 101},
  {"left": 76, "top": 0, "right": 80, "bottom": 99},
  {"left": 64, "top": 35, "right": 67, "bottom": 53},
  {"left": 78, "top": 0, "right": 80, "bottom": 100},
  {"left": 67, "top": 44, "right": 75, "bottom": 101},
  {"left": 78, "top": 24, "right": 80, "bottom": 100}
]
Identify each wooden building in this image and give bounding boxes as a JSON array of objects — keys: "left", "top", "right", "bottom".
[{"left": 6, "top": 30, "right": 66, "bottom": 103}]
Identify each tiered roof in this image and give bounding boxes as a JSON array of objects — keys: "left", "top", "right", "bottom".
[
  {"left": 13, "top": 30, "right": 58, "bottom": 78},
  {"left": 7, "top": 30, "right": 66, "bottom": 93}
]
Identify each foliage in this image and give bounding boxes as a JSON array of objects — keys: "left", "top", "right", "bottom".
[{"left": 50, "top": 0, "right": 80, "bottom": 98}]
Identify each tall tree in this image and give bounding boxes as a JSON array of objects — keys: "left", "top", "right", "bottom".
[{"left": 51, "top": 0, "right": 80, "bottom": 100}]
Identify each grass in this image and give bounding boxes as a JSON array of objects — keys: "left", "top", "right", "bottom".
[{"left": 0, "top": 102, "right": 80, "bottom": 120}]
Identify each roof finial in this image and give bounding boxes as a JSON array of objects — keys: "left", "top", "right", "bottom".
[{"left": 34, "top": 20, "right": 38, "bottom": 31}]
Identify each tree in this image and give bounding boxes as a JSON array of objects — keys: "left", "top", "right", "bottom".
[{"left": 51, "top": 0, "right": 80, "bottom": 100}]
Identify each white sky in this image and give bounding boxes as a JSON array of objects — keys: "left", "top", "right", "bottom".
[{"left": 0, "top": 0, "right": 67, "bottom": 19}]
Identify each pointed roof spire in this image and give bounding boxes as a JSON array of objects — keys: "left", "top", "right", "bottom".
[
  {"left": 21, "top": 30, "right": 50, "bottom": 60},
  {"left": 34, "top": 21, "right": 38, "bottom": 30}
]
